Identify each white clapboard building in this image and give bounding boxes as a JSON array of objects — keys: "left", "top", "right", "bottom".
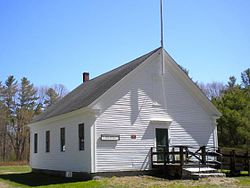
[{"left": 28, "top": 48, "right": 221, "bottom": 176}]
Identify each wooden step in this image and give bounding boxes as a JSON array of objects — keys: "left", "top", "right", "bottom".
[
  {"left": 183, "top": 166, "right": 217, "bottom": 173},
  {"left": 191, "top": 172, "right": 226, "bottom": 179},
  {"left": 182, "top": 166, "right": 226, "bottom": 179}
]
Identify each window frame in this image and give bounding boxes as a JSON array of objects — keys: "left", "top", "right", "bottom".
[
  {"left": 78, "top": 123, "right": 84, "bottom": 151},
  {"left": 45, "top": 130, "right": 50, "bottom": 153},
  {"left": 60, "top": 127, "right": 66, "bottom": 152},
  {"left": 34, "top": 133, "right": 38, "bottom": 153}
]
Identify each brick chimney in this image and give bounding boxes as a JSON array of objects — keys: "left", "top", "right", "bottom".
[{"left": 83, "top": 72, "right": 89, "bottom": 82}]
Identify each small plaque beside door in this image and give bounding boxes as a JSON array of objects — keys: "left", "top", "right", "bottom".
[{"left": 131, "top": 135, "right": 136, "bottom": 139}]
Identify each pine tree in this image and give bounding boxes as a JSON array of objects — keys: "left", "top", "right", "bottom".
[
  {"left": 44, "top": 88, "right": 59, "bottom": 108},
  {"left": 0, "top": 82, "right": 8, "bottom": 161},
  {"left": 2, "top": 76, "right": 18, "bottom": 161},
  {"left": 212, "top": 70, "right": 250, "bottom": 149},
  {"left": 9, "top": 77, "right": 38, "bottom": 160}
]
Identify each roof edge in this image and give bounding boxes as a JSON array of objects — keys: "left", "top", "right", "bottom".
[{"left": 28, "top": 107, "right": 94, "bottom": 127}]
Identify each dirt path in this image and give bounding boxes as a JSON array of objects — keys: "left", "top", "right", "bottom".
[{"left": 0, "top": 182, "right": 9, "bottom": 188}]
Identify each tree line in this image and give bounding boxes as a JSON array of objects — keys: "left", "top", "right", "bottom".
[
  {"left": 0, "top": 68, "right": 249, "bottom": 162},
  {"left": 198, "top": 68, "right": 250, "bottom": 150},
  {"left": 0, "top": 75, "right": 68, "bottom": 162}
]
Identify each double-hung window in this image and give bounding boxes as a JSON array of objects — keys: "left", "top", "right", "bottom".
[
  {"left": 46, "top": 131, "right": 50, "bottom": 152},
  {"left": 34, "top": 133, "right": 38, "bottom": 153},
  {"left": 60, "top": 128, "right": 65, "bottom": 152},
  {"left": 79, "top": 123, "right": 84, "bottom": 150}
]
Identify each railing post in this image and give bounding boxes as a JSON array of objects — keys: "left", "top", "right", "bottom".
[
  {"left": 201, "top": 146, "right": 206, "bottom": 165},
  {"left": 150, "top": 147, "right": 153, "bottom": 168},
  {"left": 185, "top": 146, "right": 188, "bottom": 163},
  {"left": 172, "top": 147, "right": 175, "bottom": 163},
  {"left": 163, "top": 147, "right": 167, "bottom": 178},
  {"left": 163, "top": 147, "right": 166, "bottom": 167},
  {"left": 217, "top": 147, "right": 222, "bottom": 170},
  {"left": 230, "top": 150, "right": 236, "bottom": 176},
  {"left": 180, "top": 146, "right": 184, "bottom": 167},
  {"left": 166, "top": 146, "right": 170, "bottom": 163}
]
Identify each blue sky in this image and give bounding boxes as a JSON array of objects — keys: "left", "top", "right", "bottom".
[{"left": 0, "top": 0, "right": 249, "bottom": 90}]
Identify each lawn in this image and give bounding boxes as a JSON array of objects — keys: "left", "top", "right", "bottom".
[{"left": 0, "top": 165, "right": 250, "bottom": 188}]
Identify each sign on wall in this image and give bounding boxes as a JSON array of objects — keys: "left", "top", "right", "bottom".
[{"left": 101, "top": 134, "right": 120, "bottom": 141}]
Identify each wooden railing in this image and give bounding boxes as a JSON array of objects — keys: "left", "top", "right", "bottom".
[
  {"left": 219, "top": 148, "right": 250, "bottom": 176},
  {"left": 151, "top": 145, "right": 222, "bottom": 169},
  {"left": 151, "top": 146, "right": 250, "bottom": 176}
]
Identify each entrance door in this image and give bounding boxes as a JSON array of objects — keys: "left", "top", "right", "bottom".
[{"left": 156, "top": 128, "right": 169, "bottom": 161}]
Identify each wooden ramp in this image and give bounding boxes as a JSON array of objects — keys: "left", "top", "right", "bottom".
[{"left": 151, "top": 145, "right": 225, "bottom": 179}]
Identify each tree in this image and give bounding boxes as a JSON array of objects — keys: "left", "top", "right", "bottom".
[
  {"left": 198, "top": 82, "right": 225, "bottom": 99},
  {"left": 37, "top": 84, "right": 68, "bottom": 111},
  {"left": 36, "top": 86, "right": 48, "bottom": 113},
  {"left": 227, "top": 76, "right": 237, "bottom": 88},
  {"left": 8, "top": 77, "right": 38, "bottom": 160},
  {"left": 241, "top": 68, "right": 250, "bottom": 88},
  {"left": 0, "top": 75, "right": 68, "bottom": 161},
  {"left": 44, "top": 88, "right": 60, "bottom": 108},
  {"left": 2, "top": 76, "right": 18, "bottom": 161},
  {"left": 52, "top": 84, "right": 68, "bottom": 99},
  {"left": 212, "top": 72, "right": 250, "bottom": 149},
  {"left": 0, "top": 82, "right": 8, "bottom": 161}
]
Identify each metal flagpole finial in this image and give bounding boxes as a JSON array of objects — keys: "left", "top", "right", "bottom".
[{"left": 160, "top": 0, "right": 164, "bottom": 49}]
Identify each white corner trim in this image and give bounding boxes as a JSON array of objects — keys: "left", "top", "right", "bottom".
[{"left": 91, "top": 121, "right": 96, "bottom": 173}]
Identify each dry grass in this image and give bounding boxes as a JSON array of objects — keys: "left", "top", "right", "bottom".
[{"left": 99, "top": 176, "right": 240, "bottom": 188}]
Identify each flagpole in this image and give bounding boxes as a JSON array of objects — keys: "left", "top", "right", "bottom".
[
  {"left": 160, "top": 0, "right": 164, "bottom": 49},
  {"left": 160, "top": 0, "right": 165, "bottom": 74}
]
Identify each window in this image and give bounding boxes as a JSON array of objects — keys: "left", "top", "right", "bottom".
[
  {"left": 79, "top": 123, "right": 84, "bottom": 150},
  {"left": 60, "top": 128, "right": 65, "bottom": 152},
  {"left": 46, "top": 131, "right": 50, "bottom": 152},
  {"left": 34, "top": 133, "right": 38, "bottom": 153}
]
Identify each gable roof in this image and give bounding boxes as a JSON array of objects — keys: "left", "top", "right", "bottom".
[{"left": 33, "top": 47, "right": 161, "bottom": 123}]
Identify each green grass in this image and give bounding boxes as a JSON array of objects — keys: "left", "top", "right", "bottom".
[
  {"left": 235, "top": 176, "right": 250, "bottom": 185},
  {"left": 0, "top": 165, "right": 31, "bottom": 174},
  {"left": 0, "top": 165, "right": 250, "bottom": 188}
]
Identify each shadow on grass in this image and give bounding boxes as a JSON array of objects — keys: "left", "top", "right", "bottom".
[{"left": 0, "top": 172, "right": 86, "bottom": 187}]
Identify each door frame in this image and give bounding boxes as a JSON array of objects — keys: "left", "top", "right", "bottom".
[
  {"left": 155, "top": 128, "right": 169, "bottom": 161},
  {"left": 155, "top": 128, "right": 169, "bottom": 148},
  {"left": 152, "top": 123, "right": 171, "bottom": 148}
]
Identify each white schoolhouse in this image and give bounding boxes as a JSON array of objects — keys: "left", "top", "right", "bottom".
[{"left": 28, "top": 47, "right": 221, "bottom": 176}]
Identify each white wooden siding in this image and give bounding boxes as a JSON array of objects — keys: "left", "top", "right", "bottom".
[
  {"left": 94, "top": 51, "right": 216, "bottom": 172},
  {"left": 30, "top": 113, "right": 95, "bottom": 173}
]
